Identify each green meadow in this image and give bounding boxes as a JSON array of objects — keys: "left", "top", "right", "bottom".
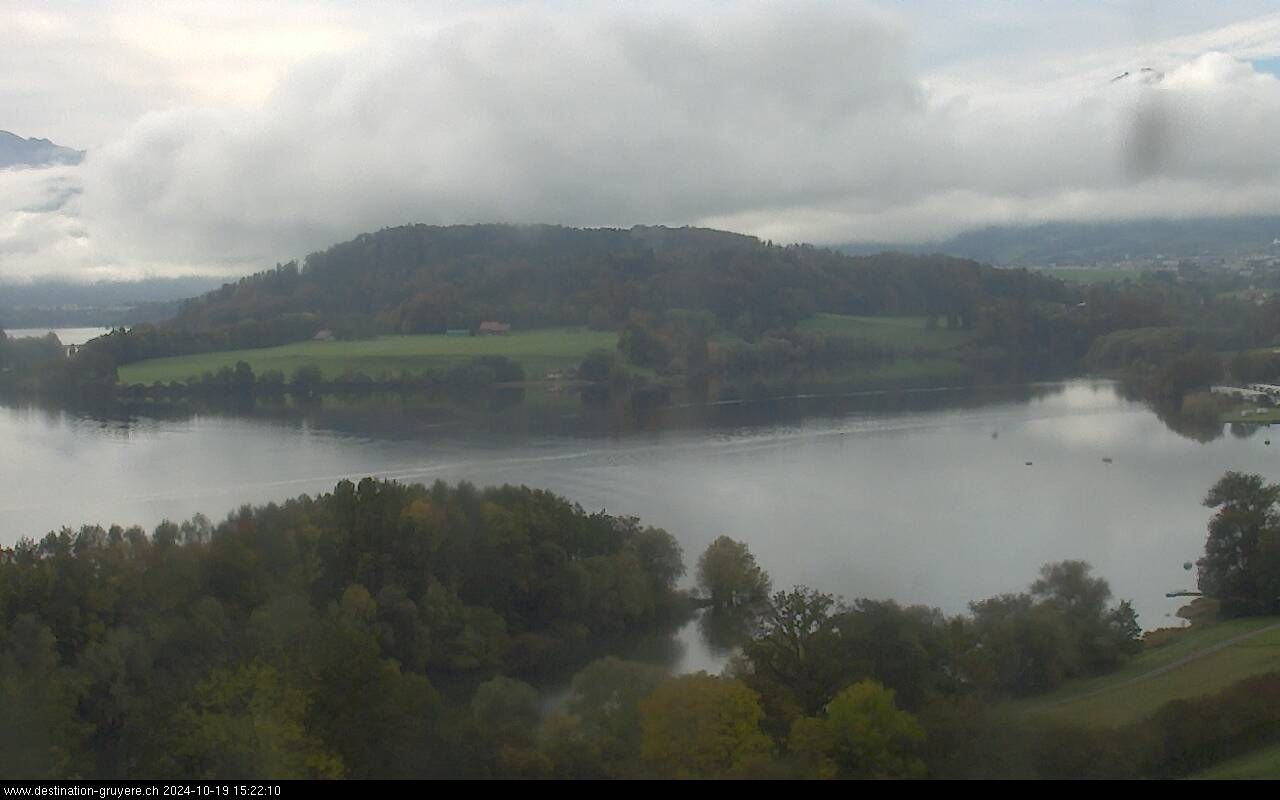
[
  {"left": 1015, "top": 618, "right": 1280, "bottom": 729},
  {"left": 1029, "top": 266, "right": 1146, "bottom": 284},
  {"left": 118, "top": 328, "right": 617, "bottom": 385}
]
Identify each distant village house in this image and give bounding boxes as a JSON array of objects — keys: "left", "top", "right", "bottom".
[
  {"left": 478, "top": 321, "right": 512, "bottom": 336},
  {"left": 1248, "top": 383, "right": 1280, "bottom": 400},
  {"left": 1211, "top": 385, "right": 1273, "bottom": 404},
  {"left": 313, "top": 329, "right": 335, "bottom": 342}
]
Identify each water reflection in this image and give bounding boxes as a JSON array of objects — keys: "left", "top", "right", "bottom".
[
  {"left": 5, "top": 379, "right": 1280, "bottom": 676},
  {"left": 697, "top": 608, "right": 759, "bottom": 659}
]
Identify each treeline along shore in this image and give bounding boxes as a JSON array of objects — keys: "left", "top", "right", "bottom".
[
  {"left": 4, "top": 470, "right": 1280, "bottom": 778},
  {"left": 7, "top": 224, "right": 1280, "bottom": 431}
]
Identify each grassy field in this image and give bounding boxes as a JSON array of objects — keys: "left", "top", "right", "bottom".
[
  {"left": 795, "top": 314, "right": 973, "bottom": 352},
  {"left": 1015, "top": 618, "right": 1280, "bottom": 728},
  {"left": 119, "top": 317, "right": 976, "bottom": 387},
  {"left": 1193, "top": 741, "right": 1280, "bottom": 779},
  {"left": 1221, "top": 407, "right": 1280, "bottom": 424},
  {"left": 1029, "top": 266, "right": 1147, "bottom": 284},
  {"left": 118, "top": 328, "right": 617, "bottom": 385}
]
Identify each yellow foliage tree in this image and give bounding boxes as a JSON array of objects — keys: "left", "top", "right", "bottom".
[
  {"left": 787, "top": 679, "right": 925, "bottom": 779},
  {"left": 639, "top": 672, "right": 771, "bottom": 778}
]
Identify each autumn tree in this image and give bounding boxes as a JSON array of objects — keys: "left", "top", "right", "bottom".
[
  {"left": 1031, "top": 560, "right": 1142, "bottom": 671},
  {"left": 566, "top": 657, "right": 666, "bottom": 772},
  {"left": 171, "top": 661, "right": 344, "bottom": 779},
  {"left": 640, "top": 673, "right": 772, "bottom": 778},
  {"left": 1198, "top": 471, "right": 1280, "bottom": 616},
  {"left": 696, "top": 536, "right": 771, "bottom": 608},
  {"left": 738, "top": 588, "right": 845, "bottom": 721},
  {"left": 787, "top": 680, "right": 925, "bottom": 779},
  {"left": 0, "top": 616, "right": 85, "bottom": 778}
]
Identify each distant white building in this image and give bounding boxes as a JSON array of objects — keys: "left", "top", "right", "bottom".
[
  {"left": 313, "top": 329, "right": 335, "bottom": 342},
  {"left": 1247, "top": 383, "right": 1280, "bottom": 398},
  {"left": 1212, "top": 385, "right": 1270, "bottom": 402}
]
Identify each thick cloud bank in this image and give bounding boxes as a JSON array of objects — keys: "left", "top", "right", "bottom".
[{"left": 4, "top": 4, "right": 1280, "bottom": 280}]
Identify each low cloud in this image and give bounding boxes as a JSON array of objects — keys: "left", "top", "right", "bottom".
[{"left": 4, "top": 3, "right": 1280, "bottom": 280}]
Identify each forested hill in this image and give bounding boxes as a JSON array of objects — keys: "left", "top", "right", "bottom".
[{"left": 170, "top": 224, "right": 1066, "bottom": 341}]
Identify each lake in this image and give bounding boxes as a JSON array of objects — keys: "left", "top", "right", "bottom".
[
  {"left": 3, "top": 327, "right": 112, "bottom": 346},
  {"left": 2, "top": 379, "right": 1274, "bottom": 672}
]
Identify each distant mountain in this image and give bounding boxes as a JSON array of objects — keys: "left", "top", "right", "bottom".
[
  {"left": 0, "top": 130, "right": 84, "bottom": 169},
  {"left": 0, "top": 277, "right": 227, "bottom": 328},
  {"left": 0, "top": 277, "right": 226, "bottom": 308},
  {"left": 842, "top": 217, "right": 1280, "bottom": 266}
]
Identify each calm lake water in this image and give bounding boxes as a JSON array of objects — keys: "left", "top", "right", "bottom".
[
  {"left": 4, "top": 327, "right": 112, "bottom": 346},
  {"left": 2, "top": 379, "right": 1276, "bottom": 671}
]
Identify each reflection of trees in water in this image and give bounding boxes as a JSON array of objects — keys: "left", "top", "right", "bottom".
[
  {"left": 1230, "top": 422, "right": 1258, "bottom": 440},
  {"left": 524, "top": 617, "right": 691, "bottom": 705},
  {"left": 1149, "top": 402, "right": 1227, "bottom": 443},
  {"left": 697, "top": 606, "right": 763, "bottom": 659},
  {"left": 609, "top": 625, "right": 689, "bottom": 673},
  {"left": 1144, "top": 399, "right": 1280, "bottom": 444},
  {"left": 28, "top": 377, "right": 1140, "bottom": 445},
  {"left": 1113, "top": 380, "right": 1232, "bottom": 444}
]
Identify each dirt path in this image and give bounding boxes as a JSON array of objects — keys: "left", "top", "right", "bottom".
[{"left": 1041, "top": 620, "right": 1280, "bottom": 709}]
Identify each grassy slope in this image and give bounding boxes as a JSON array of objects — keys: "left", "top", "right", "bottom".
[
  {"left": 120, "top": 316, "right": 976, "bottom": 388},
  {"left": 118, "top": 328, "right": 617, "bottom": 385},
  {"left": 1014, "top": 618, "right": 1280, "bottom": 729},
  {"left": 1028, "top": 266, "right": 1144, "bottom": 284}
]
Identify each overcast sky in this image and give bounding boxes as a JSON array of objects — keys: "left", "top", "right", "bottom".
[{"left": 2, "top": 0, "right": 1280, "bottom": 282}]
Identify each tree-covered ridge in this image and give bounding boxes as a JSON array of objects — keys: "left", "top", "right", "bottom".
[
  {"left": 62, "top": 224, "right": 1280, "bottom": 396},
  {"left": 0, "top": 223, "right": 1071, "bottom": 405},
  {"left": 15, "top": 223, "right": 1280, "bottom": 429},
  {"left": 156, "top": 224, "right": 1062, "bottom": 346}
]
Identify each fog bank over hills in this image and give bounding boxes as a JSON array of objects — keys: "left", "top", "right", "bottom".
[
  {"left": 0, "top": 277, "right": 225, "bottom": 307},
  {"left": 4, "top": 5, "right": 1280, "bottom": 282},
  {"left": 844, "top": 216, "right": 1280, "bottom": 266},
  {"left": 0, "top": 276, "right": 227, "bottom": 329}
]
